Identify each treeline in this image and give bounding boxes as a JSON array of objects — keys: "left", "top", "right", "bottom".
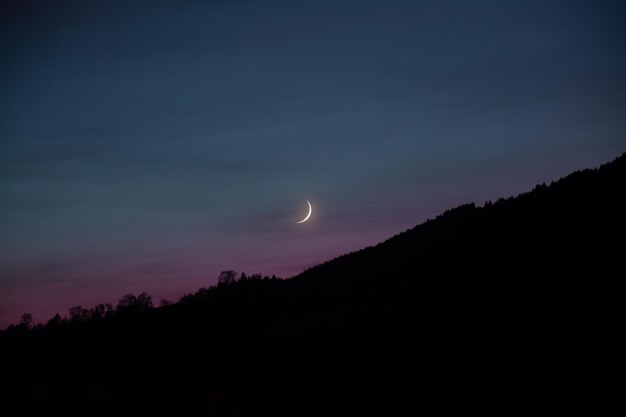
[
  {"left": 3, "top": 271, "right": 282, "bottom": 334},
  {"left": 5, "top": 292, "right": 154, "bottom": 334},
  {"left": 0, "top": 152, "right": 624, "bottom": 417}
]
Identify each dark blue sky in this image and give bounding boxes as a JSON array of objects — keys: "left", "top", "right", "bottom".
[{"left": 1, "top": 0, "right": 625, "bottom": 327}]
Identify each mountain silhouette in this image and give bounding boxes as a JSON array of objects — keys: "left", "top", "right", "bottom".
[{"left": 1, "top": 153, "right": 625, "bottom": 416}]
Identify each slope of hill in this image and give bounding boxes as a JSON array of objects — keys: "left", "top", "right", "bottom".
[{"left": 1, "top": 153, "right": 625, "bottom": 416}]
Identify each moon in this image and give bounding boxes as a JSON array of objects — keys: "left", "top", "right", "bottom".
[{"left": 297, "top": 200, "right": 312, "bottom": 223}]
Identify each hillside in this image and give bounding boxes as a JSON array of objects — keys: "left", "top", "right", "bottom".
[{"left": 1, "top": 153, "right": 625, "bottom": 416}]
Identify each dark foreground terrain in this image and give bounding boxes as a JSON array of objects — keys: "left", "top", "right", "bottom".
[{"left": 2, "top": 154, "right": 625, "bottom": 416}]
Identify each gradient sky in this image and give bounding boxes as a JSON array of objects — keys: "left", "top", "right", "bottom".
[{"left": 1, "top": 0, "right": 625, "bottom": 328}]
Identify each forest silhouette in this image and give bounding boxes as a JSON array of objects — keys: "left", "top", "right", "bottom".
[{"left": 1, "top": 153, "right": 625, "bottom": 416}]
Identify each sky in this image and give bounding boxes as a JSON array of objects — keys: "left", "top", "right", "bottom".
[{"left": 1, "top": 0, "right": 625, "bottom": 328}]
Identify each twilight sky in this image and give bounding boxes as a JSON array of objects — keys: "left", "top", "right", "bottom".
[{"left": 1, "top": 0, "right": 625, "bottom": 328}]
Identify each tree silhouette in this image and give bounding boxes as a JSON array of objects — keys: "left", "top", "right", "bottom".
[
  {"left": 115, "top": 292, "right": 153, "bottom": 312},
  {"left": 217, "top": 270, "right": 238, "bottom": 286},
  {"left": 88, "top": 304, "right": 106, "bottom": 320},
  {"left": 19, "top": 313, "right": 33, "bottom": 330},
  {"left": 116, "top": 294, "right": 137, "bottom": 312},
  {"left": 69, "top": 306, "right": 90, "bottom": 322},
  {"left": 136, "top": 292, "right": 153, "bottom": 311},
  {"left": 104, "top": 303, "right": 114, "bottom": 318},
  {"left": 45, "top": 313, "right": 64, "bottom": 329}
]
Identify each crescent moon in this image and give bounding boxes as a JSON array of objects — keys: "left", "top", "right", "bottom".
[{"left": 297, "top": 200, "right": 312, "bottom": 223}]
